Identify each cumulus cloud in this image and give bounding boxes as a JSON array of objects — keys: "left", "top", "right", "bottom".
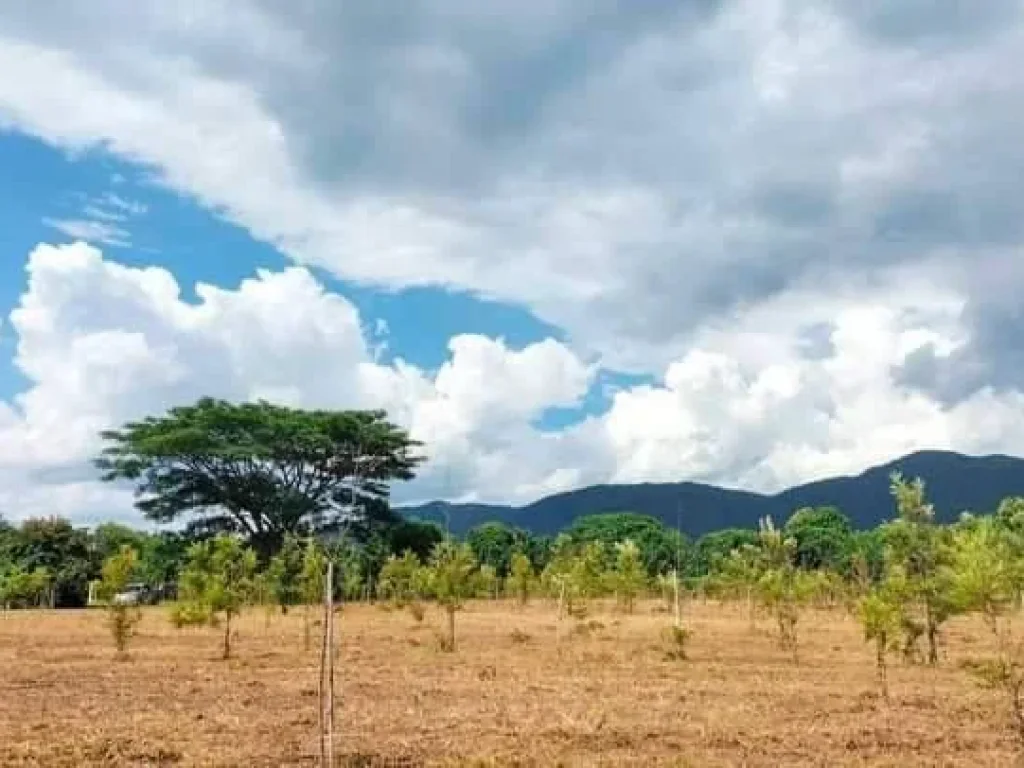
[
  {"left": 601, "top": 275, "right": 978, "bottom": 490},
  {"left": 3, "top": 3, "right": 1024, "bottom": 522},
  {"left": 4, "top": 243, "right": 1024, "bottom": 527},
  {"left": 2, "top": 1, "right": 1024, "bottom": 371},
  {"left": 0, "top": 242, "right": 597, "bottom": 523}
]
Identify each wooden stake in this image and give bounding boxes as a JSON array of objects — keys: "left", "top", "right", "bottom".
[
  {"left": 673, "top": 569, "right": 682, "bottom": 629},
  {"left": 326, "top": 561, "right": 335, "bottom": 767},
  {"left": 318, "top": 561, "right": 336, "bottom": 767}
]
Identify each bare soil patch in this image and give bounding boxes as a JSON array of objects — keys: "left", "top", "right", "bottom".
[{"left": 0, "top": 601, "right": 1015, "bottom": 766}]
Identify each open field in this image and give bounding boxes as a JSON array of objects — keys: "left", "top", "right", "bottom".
[{"left": 0, "top": 600, "right": 1018, "bottom": 766}]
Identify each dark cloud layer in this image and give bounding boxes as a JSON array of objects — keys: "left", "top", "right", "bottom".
[{"left": 2, "top": 0, "right": 1024, "bottom": 378}]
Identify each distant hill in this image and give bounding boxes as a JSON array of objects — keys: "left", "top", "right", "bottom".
[{"left": 401, "top": 450, "right": 1024, "bottom": 537}]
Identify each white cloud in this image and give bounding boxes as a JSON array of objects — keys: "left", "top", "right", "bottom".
[
  {"left": 3, "top": 3, "right": 1024, "bottom": 522},
  {"left": 599, "top": 272, "right": 1024, "bottom": 492},
  {"left": 44, "top": 189, "right": 147, "bottom": 247},
  {"left": 0, "top": 479, "right": 135, "bottom": 529},
  {"left": 2, "top": 1, "right": 1023, "bottom": 371},
  {"left": 5, "top": 242, "right": 1024, "bottom": 527},
  {"left": 42, "top": 217, "right": 130, "bottom": 246},
  {"left": 0, "top": 242, "right": 597, "bottom": 523},
  {"left": 99, "top": 193, "right": 147, "bottom": 216}
]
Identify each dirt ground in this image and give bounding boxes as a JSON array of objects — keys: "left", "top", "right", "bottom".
[{"left": 0, "top": 599, "right": 1019, "bottom": 766}]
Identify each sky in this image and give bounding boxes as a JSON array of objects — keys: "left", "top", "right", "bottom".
[{"left": 2, "top": 1, "right": 1024, "bottom": 526}]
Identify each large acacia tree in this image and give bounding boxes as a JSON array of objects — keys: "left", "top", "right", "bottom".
[{"left": 96, "top": 398, "right": 423, "bottom": 558}]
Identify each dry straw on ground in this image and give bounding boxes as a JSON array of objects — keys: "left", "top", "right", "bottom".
[{"left": 0, "top": 600, "right": 1018, "bottom": 766}]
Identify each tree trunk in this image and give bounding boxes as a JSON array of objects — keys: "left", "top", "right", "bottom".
[
  {"left": 673, "top": 571, "right": 682, "bottom": 629},
  {"left": 447, "top": 605, "right": 456, "bottom": 651},
  {"left": 222, "top": 612, "right": 232, "bottom": 660},
  {"left": 925, "top": 601, "right": 939, "bottom": 665},
  {"left": 876, "top": 636, "right": 888, "bottom": 698}
]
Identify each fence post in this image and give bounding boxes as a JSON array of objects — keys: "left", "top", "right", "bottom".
[
  {"left": 327, "top": 561, "right": 335, "bottom": 767},
  {"left": 673, "top": 570, "right": 682, "bottom": 629},
  {"left": 318, "top": 561, "right": 335, "bottom": 767}
]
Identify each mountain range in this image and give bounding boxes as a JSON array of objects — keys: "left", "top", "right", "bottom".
[{"left": 401, "top": 450, "right": 1024, "bottom": 537}]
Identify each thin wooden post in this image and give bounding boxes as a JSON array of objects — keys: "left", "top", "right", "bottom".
[
  {"left": 673, "top": 569, "right": 682, "bottom": 629},
  {"left": 318, "top": 604, "right": 325, "bottom": 767},
  {"left": 326, "top": 561, "right": 335, "bottom": 768},
  {"left": 318, "top": 561, "right": 335, "bottom": 767}
]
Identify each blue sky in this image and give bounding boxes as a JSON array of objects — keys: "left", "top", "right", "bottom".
[
  {"left": 1, "top": 1, "right": 1024, "bottom": 525},
  {"left": 0, "top": 134, "right": 279, "bottom": 387},
  {"left": 0, "top": 134, "right": 565, "bottom": 370},
  {"left": 0, "top": 132, "right": 625, "bottom": 429}
]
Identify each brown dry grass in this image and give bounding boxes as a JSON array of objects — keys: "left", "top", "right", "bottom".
[{"left": 0, "top": 599, "right": 1019, "bottom": 766}]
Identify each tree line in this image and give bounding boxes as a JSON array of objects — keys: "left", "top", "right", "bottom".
[
  {"left": 0, "top": 504, "right": 856, "bottom": 609},
  {"left": 10, "top": 472, "right": 1024, "bottom": 680}
]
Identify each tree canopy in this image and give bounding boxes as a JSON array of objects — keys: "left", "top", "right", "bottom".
[
  {"left": 692, "top": 527, "right": 759, "bottom": 576},
  {"left": 96, "top": 398, "right": 423, "bottom": 557},
  {"left": 783, "top": 506, "right": 854, "bottom": 571},
  {"left": 565, "top": 512, "right": 690, "bottom": 576},
  {"left": 466, "top": 521, "right": 529, "bottom": 577},
  {"left": 10, "top": 517, "right": 96, "bottom": 606},
  {"left": 387, "top": 519, "right": 446, "bottom": 563}
]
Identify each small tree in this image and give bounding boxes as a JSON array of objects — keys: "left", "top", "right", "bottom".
[
  {"left": 508, "top": 551, "right": 534, "bottom": 607},
  {"left": 715, "top": 544, "right": 764, "bottom": 630},
  {"left": 949, "top": 515, "right": 1024, "bottom": 746},
  {"left": 849, "top": 551, "right": 874, "bottom": 600},
  {"left": 173, "top": 535, "right": 258, "bottom": 660},
  {"left": 379, "top": 549, "right": 430, "bottom": 620},
  {"left": 251, "top": 571, "right": 277, "bottom": 629},
  {"left": 541, "top": 536, "right": 576, "bottom": 618},
  {"left": 658, "top": 566, "right": 691, "bottom": 660},
  {"left": 755, "top": 517, "right": 814, "bottom": 662},
  {"left": 429, "top": 540, "right": 477, "bottom": 652},
  {"left": 475, "top": 564, "right": 500, "bottom": 600},
  {"left": 608, "top": 539, "right": 646, "bottom": 613},
  {"left": 299, "top": 539, "right": 328, "bottom": 650},
  {"left": 378, "top": 551, "right": 423, "bottom": 607},
  {"left": 266, "top": 534, "right": 305, "bottom": 613},
  {"left": 0, "top": 565, "right": 52, "bottom": 609},
  {"left": 656, "top": 571, "right": 680, "bottom": 613},
  {"left": 341, "top": 559, "right": 365, "bottom": 602},
  {"left": 806, "top": 570, "right": 849, "bottom": 609},
  {"left": 994, "top": 499, "right": 1024, "bottom": 608},
  {"left": 567, "top": 540, "right": 607, "bottom": 616},
  {"left": 541, "top": 538, "right": 608, "bottom": 618},
  {"left": 98, "top": 545, "right": 143, "bottom": 658},
  {"left": 325, "top": 538, "right": 368, "bottom": 603},
  {"left": 856, "top": 585, "right": 903, "bottom": 697},
  {"left": 884, "top": 473, "right": 958, "bottom": 665}
]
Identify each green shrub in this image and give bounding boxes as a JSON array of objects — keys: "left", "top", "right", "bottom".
[
  {"left": 173, "top": 535, "right": 257, "bottom": 659},
  {"left": 98, "top": 545, "right": 143, "bottom": 658}
]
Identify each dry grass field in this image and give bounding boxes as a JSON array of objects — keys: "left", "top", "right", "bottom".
[{"left": 0, "top": 599, "right": 1019, "bottom": 766}]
